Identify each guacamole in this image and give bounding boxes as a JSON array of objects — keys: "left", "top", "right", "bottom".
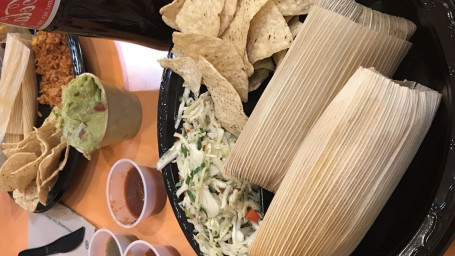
[{"left": 58, "top": 74, "right": 107, "bottom": 159}]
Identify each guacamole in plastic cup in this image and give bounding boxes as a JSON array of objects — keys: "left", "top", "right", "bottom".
[{"left": 58, "top": 73, "right": 142, "bottom": 159}]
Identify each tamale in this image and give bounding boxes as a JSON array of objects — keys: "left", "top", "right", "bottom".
[
  {"left": 249, "top": 67, "right": 441, "bottom": 256},
  {"left": 223, "top": 2, "right": 415, "bottom": 192},
  {"left": 0, "top": 34, "right": 31, "bottom": 148}
]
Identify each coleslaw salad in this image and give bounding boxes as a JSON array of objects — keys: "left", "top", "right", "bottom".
[{"left": 158, "top": 90, "right": 262, "bottom": 256}]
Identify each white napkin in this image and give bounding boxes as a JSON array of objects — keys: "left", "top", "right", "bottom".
[{"left": 28, "top": 203, "right": 96, "bottom": 256}]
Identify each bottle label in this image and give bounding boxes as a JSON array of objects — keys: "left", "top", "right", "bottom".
[{"left": 0, "top": 0, "right": 61, "bottom": 29}]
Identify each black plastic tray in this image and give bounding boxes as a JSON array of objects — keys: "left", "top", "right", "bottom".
[{"left": 158, "top": 0, "right": 455, "bottom": 255}]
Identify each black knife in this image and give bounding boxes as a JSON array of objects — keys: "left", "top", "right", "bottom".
[{"left": 18, "top": 227, "right": 85, "bottom": 256}]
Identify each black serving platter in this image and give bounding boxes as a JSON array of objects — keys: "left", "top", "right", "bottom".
[
  {"left": 158, "top": 0, "right": 455, "bottom": 255},
  {"left": 7, "top": 35, "right": 85, "bottom": 213}
]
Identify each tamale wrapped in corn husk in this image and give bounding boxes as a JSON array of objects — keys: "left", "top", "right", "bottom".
[
  {"left": 223, "top": 2, "right": 415, "bottom": 192},
  {"left": 249, "top": 67, "right": 441, "bottom": 256},
  {"left": 0, "top": 34, "right": 31, "bottom": 147},
  {"left": 3, "top": 32, "right": 37, "bottom": 142}
]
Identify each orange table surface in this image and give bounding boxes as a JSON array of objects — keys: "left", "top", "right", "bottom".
[
  {"left": 0, "top": 37, "right": 195, "bottom": 256},
  {"left": 1, "top": 37, "right": 454, "bottom": 256}
]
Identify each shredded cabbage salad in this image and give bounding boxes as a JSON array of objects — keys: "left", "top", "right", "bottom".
[{"left": 158, "top": 90, "right": 262, "bottom": 256}]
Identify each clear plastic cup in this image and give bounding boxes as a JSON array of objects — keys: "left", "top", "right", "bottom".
[
  {"left": 124, "top": 240, "right": 180, "bottom": 256},
  {"left": 107, "top": 159, "right": 167, "bottom": 228},
  {"left": 89, "top": 229, "right": 137, "bottom": 256}
]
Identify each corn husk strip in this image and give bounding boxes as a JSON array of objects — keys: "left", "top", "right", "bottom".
[
  {"left": 355, "top": 5, "right": 416, "bottom": 40},
  {"left": 21, "top": 56, "right": 38, "bottom": 137},
  {"left": 222, "top": 5, "right": 413, "bottom": 192},
  {"left": 6, "top": 90, "right": 23, "bottom": 135},
  {"left": 0, "top": 34, "right": 31, "bottom": 148},
  {"left": 0, "top": 25, "right": 31, "bottom": 43},
  {"left": 249, "top": 67, "right": 441, "bottom": 256},
  {"left": 315, "top": 0, "right": 362, "bottom": 19},
  {"left": 5, "top": 134, "right": 23, "bottom": 143}
]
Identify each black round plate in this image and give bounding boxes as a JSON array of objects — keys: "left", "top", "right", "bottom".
[
  {"left": 7, "top": 35, "right": 85, "bottom": 213},
  {"left": 158, "top": 0, "right": 455, "bottom": 255}
]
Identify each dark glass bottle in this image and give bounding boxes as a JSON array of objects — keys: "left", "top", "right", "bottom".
[{"left": 0, "top": 0, "right": 173, "bottom": 49}]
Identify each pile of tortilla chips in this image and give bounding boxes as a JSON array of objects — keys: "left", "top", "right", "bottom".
[
  {"left": 159, "top": 0, "right": 308, "bottom": 136},
  {"left": 0, "top": 114, "right": 69, "bottom": 211}
]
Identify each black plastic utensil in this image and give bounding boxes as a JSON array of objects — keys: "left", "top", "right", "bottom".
[{"left": 18, "top": 227, "right": 85, "bottom": 256}]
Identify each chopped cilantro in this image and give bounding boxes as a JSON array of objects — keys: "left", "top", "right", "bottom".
[
  {"left": 181, "top": 144, "right": 189, "bottom": 158},
  {"left": 187, "top": 190, "right": 196, "bottom": 202},
  {"left": 185, "top": 163, "right": 206, "bottom": 185}
]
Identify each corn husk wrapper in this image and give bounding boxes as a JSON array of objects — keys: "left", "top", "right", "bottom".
[
  {"left": 0, "top": 34, "right": 31, "bottom": 149},
  {"left": 4, "top": 134, "right": 23, "bottom": 143},
  {"left": 223, "top": 3, "right": 415, "bottom": 192},
  {"left": 355, "top": 5, "right": 416, "bottom": 40},
  {"left": 21, "top": 56, "right": 38, "bottom": 137},
  {"left": 6, "top": 90, "right": 23, "bottom": 135},
  {"left": 0, "top": 25, "right": 31, "bottom": 43},
  {"left": 249, "top": 67, "right": 441, "bottom": 256}
]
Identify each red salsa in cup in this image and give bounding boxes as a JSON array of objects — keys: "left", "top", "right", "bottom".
[{"left": 124, "top": 167, "right": 145, "bottom": 218}]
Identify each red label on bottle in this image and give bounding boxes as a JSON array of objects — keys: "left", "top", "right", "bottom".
[{"left": 0, "top": 0, "right": 60, "bottom": 29}]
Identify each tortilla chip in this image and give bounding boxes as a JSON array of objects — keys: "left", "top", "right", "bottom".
[
  {"left": 219, "top": 0, "right": 238, "bottom": 36},
  {"left": 254, "top": 57, "right": 275, "bottom": 71},
  {"left": 221, "top": 0, "right": 269, "bottom": 57},
  {"left": 175, "top": 0, "right": 225, "bottom": 36},
  {"left": 38, "top": 144, "right": 69, "bottom": 205},
  {"left": 38, "top": 176, "right": 58, "bottom": 206},
  {"left": 159, "top": 57, "right": 202, "bottom": 95},
  {"left": 288, "top": 16, "right": 303, "bottom": 38},
  {"left": 13, "top": 181, "right": 39, "bottom": 212},
  {"left": 173, "top": 32, "right": 249, "bottom": 102},
  {"left": 249, "top": 69, "right": 271, "bottom": 92},
  {"left": 38, "top": 142, "right": 68, "bottom": 186},
  {"left": 1, "top": 142, "right": 19, "bottom": 150},
  {"left": 198, "top": 57, "right": 248, "bottom": 136},
  {"left": 273, "top": 49, "right": 287, "bottom": 68},
  {"left": 2, "top": 139, "right": 40, "bottom": 158},
  {"left": 160, "top": 0, "right": 186, "bottom": 30},
  {"left": 47, "top": 129, "right": 63, "bottom": 149},
  {"left": 247, "top": 1, "right": 293, "bottom": 64},
  {"left": 11, "top": 128, "right": 50, "bottom": 192},
  {"left": 16, "top": 120, "right": 55, "bottom": 148},
  {"left": 2, "top": 122, "right": 56, "bottom": 158},
  {"left": 273, "top": 0, "right": 314, "bottom": 16},
  {"left": 284, "top": 15, "right": 294, "bottom": 22},
  {"left": 244, "top": 52, "right": 254, "bottom": 77},
  {"left": 0, "top": 152, "right": 37, "bottom": 191}
]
